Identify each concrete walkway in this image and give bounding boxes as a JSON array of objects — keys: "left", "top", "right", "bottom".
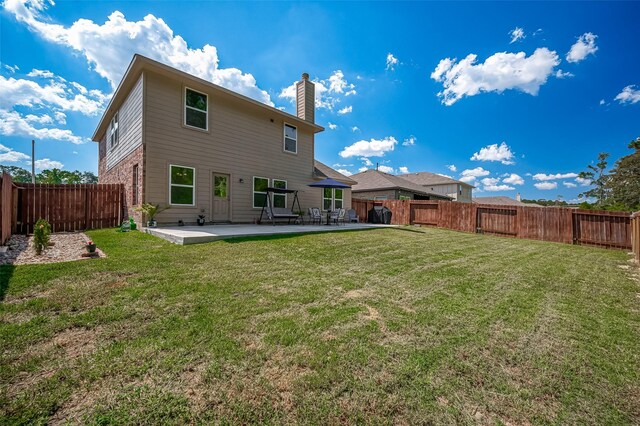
[{"left": 143, "top": 223, "right": 394, "bottom": 245}]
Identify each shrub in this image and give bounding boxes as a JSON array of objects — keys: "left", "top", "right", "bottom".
[{"left": 33, "top": 218, "right": 51, "bottom": 255}]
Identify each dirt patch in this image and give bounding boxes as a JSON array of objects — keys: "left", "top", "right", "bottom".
[
  {"left": 27, "top": 326, "right": 100, "bottom": 361},
  {"left": 0, "top": 233, "right": 105, "bottom": 265}
]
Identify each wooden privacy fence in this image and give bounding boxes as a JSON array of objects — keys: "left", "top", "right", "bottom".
[
  {"left": 632, "top": 212, "right": 640, "bottom": 262},
  {"left": 0, "top": 172, "right": 15, "bottom": 245},
  {"left": 14, "top": 183, "right": 124, "bottom": 234},
  {"left": 352, "top": 199, "right": 634, "bottom": 250}
]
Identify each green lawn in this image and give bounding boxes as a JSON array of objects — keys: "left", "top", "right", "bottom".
[{"left": 1, "top": 227, "right": 639, "bottom": 424}]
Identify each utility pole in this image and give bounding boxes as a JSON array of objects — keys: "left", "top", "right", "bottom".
[{"left": 31, "top": 140, "right": 36, "bottom": 184}]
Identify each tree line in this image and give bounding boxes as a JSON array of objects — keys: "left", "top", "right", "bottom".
[
  {"left": 0, "top": 165, "right": 98, "bottom": 184},
  {"left": 577, "top": 136, "right": 640, "bottom": 211}
]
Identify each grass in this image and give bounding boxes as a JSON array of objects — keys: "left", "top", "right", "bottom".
[{"left": 1, "top": 227, "right": 639, "bottom": 424}]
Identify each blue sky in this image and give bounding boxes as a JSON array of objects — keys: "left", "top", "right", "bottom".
[{"left": 1, "top": 1, "right": 638, "bottom": 200}]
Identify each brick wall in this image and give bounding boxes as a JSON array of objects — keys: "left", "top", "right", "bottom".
[{"left": 99, "top": 141, "right": 144, "bottom": 225}]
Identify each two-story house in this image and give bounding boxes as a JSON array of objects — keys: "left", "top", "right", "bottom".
[{"left": 92, "top": 55, "right": 353, "bottom": 224}]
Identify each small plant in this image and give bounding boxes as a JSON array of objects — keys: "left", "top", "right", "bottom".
[
  {"left": 33, "top": 218, "right": 51, "bottom": 255},
  {"left": 134, "top": 203, "right": 167, "bottom": 227}
]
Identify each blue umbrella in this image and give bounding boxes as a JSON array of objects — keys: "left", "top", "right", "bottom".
[{"left": 307, "top": 178, "right": 350, "bottom": 189}]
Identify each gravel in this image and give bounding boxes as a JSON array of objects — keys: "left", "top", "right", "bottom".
[{"left": 0, "top": 233, "right": 105, "bottom": 265}]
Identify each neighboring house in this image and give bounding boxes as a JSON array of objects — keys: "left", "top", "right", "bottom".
[
  {"left": 399, "top": 171, "right": 473, "bottom": 202},
  {"left": 473, "top": 195, "right": 542, "bottom": 207},
  {"left": 350, "top": 169, "right": 452, "bottom": 201},
  {"left": 93, "top": 54, "right": 352, "bottom": 224},
  {"left": 313, "top": 160, "right": 358, "bottom": 210}
]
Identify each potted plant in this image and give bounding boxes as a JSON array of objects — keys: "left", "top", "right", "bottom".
[
  {"left": 85, "top": 240, "right": 97, "bottom": 253},
  {"left": 134, "top": 203, "right": 167, "bottom": 227},
  {"left": 197, "top": 214, "right": 206, "bottom": 226}
]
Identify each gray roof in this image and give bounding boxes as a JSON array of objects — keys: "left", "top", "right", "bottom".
[
  {"left": 349, "top": 169, "right": 452, "bottom": 199},
  {"left": 473, "top": 196, "right": 539, "bottom": 206},
  {"left": 399, "top": 171, "right": 474, "bottom": 188},
  {"left": 313, "top": 160, "right": 357, "bottom": 185}
]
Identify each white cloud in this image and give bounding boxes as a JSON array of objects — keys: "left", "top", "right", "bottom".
[
  {"left": 575, "top": 176, "right": 591, "bottom": 186},
  {"left": 555, "top": 69, "right": 574, "bottom": 78},
  {"left": 3, "top": 64, "right": 19, "bottom": 73},
  {"left": 446, "top": 164, "right": 457, "bottom": 172},
  {"left": 534, "top": 182, "right": 558, "bottom": 190},
  {"left": 26, "top": 68, "right": 55, "bottom": 78},
  {"left": 4, "top": 0, "right": 273, "bottom": 104},
  {"left": 358, "top": 166, "right": 368, "bottom": 173},
  {"left": 566, "top": 32, "right": 598, "bottom": 63},
  {"left": 599, "top": 99, "right": 606, "bottom": 105},
  {"left": 386, "top": 53, "right": 399, "bottom": 71},
  {"left": 398, "top": 166, "right": 409, "bottom": 174},
  {"left": 279, "top": 70, "right": 355, "bottom": 111},
  {"left": 485, "top": 184, "right": 515, "bottom": 191},
  {"left": 24, "top": 113, "right": 53, "bottom": 124},
  {"left": 0, "top": 143, "right": 31, "bottom": 162},
  {"left": 0, "top": 143, "right": 63, "bottom": 170},
  {"left": 471, "top": 142, "right": 515, "bottom": 165},
  {"left": 509, "top": 27, "right": 525, "bottom": 44},
  {"left": 614, "top": 85, "right": 640, "bottom": 105},
  {"left": 431, "top": 48, "right": 560, "bottom": 105},
  {"left": 336, "top": 169, "right": 353, "bottom": 176},
  {"left": 34, "top": 158, "right": 63, "bottom": 169},
  {"left": 0, "top": 110, "right": 87, "bottom": 144},
  {"left": 327, "top": 122, "right": 338, "bottom": 130},
  {"left": 0, "top": 75, "right": 107, "bottom": 115},
  {"left": 563, "top": 181, "right": 577, "bottom": 188},
  {"left": 360, "top": 157, "right": 373, "bottom": 167},
  {"left": 53, "top": 111, "right": 66, "bottom": 124},
  {"left": 532, "top": 172, "right": 578, "bottom": 181},
  {"left": 337, "top": 106, "right": 352, "bottom": 115},
  {"left": 481, "top": 177, "right": 499, "bottom": 186},
  {"left": 402, "top": 135, "right": 416, "bottom": 146},
  {"left": 502, "top": 173, "right": 524, "bottom": 185},
  {"left": 72, "top": 150, "right": 78, "bottom": 154},
  {"left": 459, "top": 167, "right": 490, "bottom": 184},
  {"left": 351, "top": 126, "right": 360, "bottom": 132},
  {"left": 339, "top": 137, "right": 398, "bottom": 158},
  {"left": 378, "top": 165, "right": 395, "bottom": 174}
]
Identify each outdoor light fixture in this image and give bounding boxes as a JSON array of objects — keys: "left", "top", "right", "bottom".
[{"left": 239, "top": 178, "right": 244, "bottom": 183}]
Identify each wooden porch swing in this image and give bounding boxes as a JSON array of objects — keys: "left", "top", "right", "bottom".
[{"left": 258, "top": 187, "right": 303, "bottom": 225}]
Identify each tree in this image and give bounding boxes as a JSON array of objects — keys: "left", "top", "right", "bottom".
[
  {"left": 81, "top": 171, "right": 98, "bottom": 184},
  {"left": 579, "top": 152, "right": 611, "bottom": 207},
  {"left": 36, "top": 168, "right": 65, "bottom": 184},
  {"left": 0, "top": 165, "right": 33, "bottom": 183},
  {"left": 608, "top": 137, "right": 640, "bottom": 210},
  {"left": 60, "top": 170, "right": 82, "bottom": 184}
]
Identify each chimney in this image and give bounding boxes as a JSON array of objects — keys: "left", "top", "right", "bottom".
[
  {"left": 516, "top": 192, "right": 521, "bottom": 202},
  {"left": 296, "top": 72, "right": 315, "bottom": 123}
]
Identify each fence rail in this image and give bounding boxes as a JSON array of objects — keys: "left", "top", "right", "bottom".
[{"left": 352, "top": 199, "right": 634, "bottom": 250}]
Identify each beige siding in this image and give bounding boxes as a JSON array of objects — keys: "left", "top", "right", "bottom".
[
  {"left": 352, "top": 190, "right": 397, "bottom": 200},
  {"left": 419, "top": 183, "right": 472, "bottom": 202},
  {"left": 106, "top": 74, "right": 143, "bottom": 170},
  {"left": 144, "top": 71, "right": 337, "bottom": 224}
]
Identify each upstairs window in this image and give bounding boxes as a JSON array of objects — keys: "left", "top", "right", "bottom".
[
  {"left": 170, "top": 165, "right": 195, "bottom": 206},
  {"left": 284, "top": 124, "right": 297, "bottom": 153},
  {"left": 272, "top": 179, "right": 287, "bottom": 208},
  {"left": 109, "top": 112, "right": 119, "bottom": 149},
  {"left": 185, "top": 88, "right": 208, "bottom": 130}
]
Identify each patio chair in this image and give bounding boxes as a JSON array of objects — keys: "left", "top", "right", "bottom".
[
  {"left": 336, "top": 208, "right": 348, "bottom": 225},
  {"left": 309, "top": 207, "right": 322, "bottom": 225},
  {"left": 329, "top": 209, "right": 340, "bottom": 225},
  {"left": 347, "top": 209, "right": 359, "bottom": 223}
]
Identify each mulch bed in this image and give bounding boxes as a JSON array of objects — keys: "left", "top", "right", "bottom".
[{"left": 0, "top": 233, "right": 105, "bottom": 265}]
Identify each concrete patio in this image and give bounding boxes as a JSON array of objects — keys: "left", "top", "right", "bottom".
[{"left": 143, "top": 223, "right": 394, "bottom": 245}]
